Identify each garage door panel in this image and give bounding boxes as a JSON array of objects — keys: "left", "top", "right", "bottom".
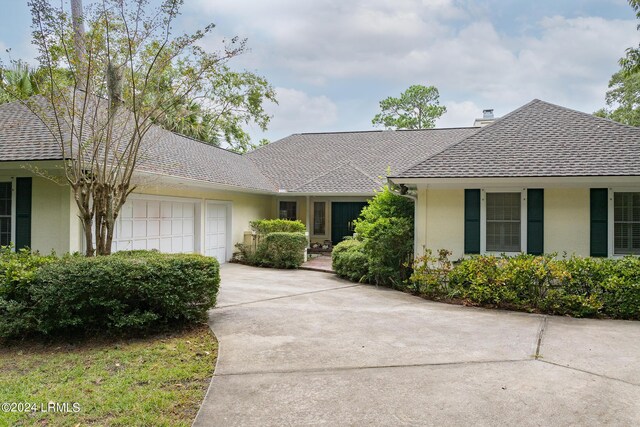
[
  {"left": 119, "top": 220, "right": 133, "bottom": 239},
  {"left": 113, "top": 197, "right": 196, "bottom": 254},
  {"left": 161, "top": 202, "right": 172, "bottom": 218},
  {"left": 147, "top": 220, "right": 160, "bottom": 237},
  {"left": 205, "top": 202, "right": 228, "bottom": 263},
  {"left": 133, "top": 220, "right": 147, "bottom": 238},
  {"left": 147, "top": 201, "right": 160, "bottom": 218},
  {"left": 133, "top": 239, "right": 146, "bottom": 250},
  {"left": 121, "top": 202, "right": 133, "bottom": 218},
  {"left": 133, "top": 200, "right": 147, "bottom": 218},
  {"left": 147, "top": 238, "right": 160, "bottom": 250},
  {"left": 160, "top": 237, "right": 172, "bottom": 252}
]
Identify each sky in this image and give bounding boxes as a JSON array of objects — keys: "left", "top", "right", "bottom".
[{"left": 1, "top": 0, "right": 639, "bottom": 144}]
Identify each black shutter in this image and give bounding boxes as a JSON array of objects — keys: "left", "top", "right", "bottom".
[
  {"left": 590, "top": 188, "right": 608, "bottom": 257},
  {"left": 15, "top": 177, "right": 32, "bottom": 250},
  {"left": 464, "top": 189, "right": 481, "bottom": 254},
  {"left": 527, "top": 189, "right": 544, "bottom": 255}
]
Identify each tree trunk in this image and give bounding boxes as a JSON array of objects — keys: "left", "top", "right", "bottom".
[
  {"left": 82, "top": 216, "right": 94, "bottom": 257},
  {"left": 70, "top": 0, "right": 87, "bottom": 90}
]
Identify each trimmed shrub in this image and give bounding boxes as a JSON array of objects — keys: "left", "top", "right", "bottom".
[
  {"left": 332, "top": 187, "right": 414, "bottom": 287},
  {"left": 250, "top": 219, "right": 306, "bottom": 234},
  {"left": 0, "top": 250, "right": 220, "bottom": 338},
  {"left": 254, "top": 232, "right": 307, "bottom": 269},
  {"left": 332, "top": 240, "right": 369, "bottom": 282},
  {"left": 410, "top": 252, "right": 640, "bottom": 320}
]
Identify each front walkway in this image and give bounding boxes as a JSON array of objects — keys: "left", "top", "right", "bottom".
[
  {"left": 194, "top": 264, "right": 640, "bottom": 426},
  {"left": 300, "top": 254, "right": 333, "bottom": 272}
]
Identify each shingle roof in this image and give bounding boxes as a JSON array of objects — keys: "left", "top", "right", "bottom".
[
  {"left": 396, "top": 99, "right": 640, "bottom": 179},
  {"left": 0, "top": 100, "right": 277, "bottom": 192},
  {"left": 136, "top": 127, "right": 277, "bottom": 192},
  {"left": 293, "top": 162, "right": 382, "bottom": 193},
  {"left": 0, "top": 101, "right": 64, "bottom": 161},
  {"left": 247, "top": 127, "right": 478, "bottom": 192}
]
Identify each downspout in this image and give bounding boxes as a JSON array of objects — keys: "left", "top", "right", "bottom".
[{"left": 305, "top": 195, "right": 310, "bottom": 261}]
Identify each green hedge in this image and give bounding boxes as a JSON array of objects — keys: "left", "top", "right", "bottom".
[
  {"left": 0, "top": 250, "right": 220, "bottom": 338},
  {"left": 332, "top": 240, "right": 369, "bottom": 282},
  {"left": 254, "top": 232, "right": 307, "bottom": 269},
  {"left": 410, "top": 252, "right": 640, "bottom": 320},
  {"left": 332, "top": 186, "right": 414, "bottom": 287},
  {"left": 250, "top": 219, "right": 306, "bottom": 234}
]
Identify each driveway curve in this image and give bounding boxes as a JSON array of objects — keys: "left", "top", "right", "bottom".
[{"left": 194, "top": 264, "right": 640, "bottom": 426}]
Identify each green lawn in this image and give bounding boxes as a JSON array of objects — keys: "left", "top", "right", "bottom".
[{"left": 0, "top": 325, "right": 217, "bottom": 426}]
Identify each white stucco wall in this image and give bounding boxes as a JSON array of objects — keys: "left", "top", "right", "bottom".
[
  {"left": 422, "top": 188, "right": 465, "bottom": 260},
  {"left": 417, "top": 186, "right": 594, "bottom": 259},
  {"left": 543, "top": 188, "right": 590, "bottom": 257}
]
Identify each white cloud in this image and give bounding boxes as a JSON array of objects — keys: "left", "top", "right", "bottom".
[
  {"left": 263, "top": 87, "right": 338, "bottom": 135},
  {"left": 187, "top": 0, "right": 640, "bottom": 134},
  {"left": 437, "top": 100, "right": 483, "bottom": 128}
]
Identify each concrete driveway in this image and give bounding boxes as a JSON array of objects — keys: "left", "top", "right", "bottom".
[{"left": 194, "top": 264, "right": 640, "bottom": 426}]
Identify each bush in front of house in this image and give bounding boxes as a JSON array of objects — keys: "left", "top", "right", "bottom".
[
  {"left": 332, "top": 186, "right": 414, "bottom": 287},
  {"left": 253, "top": 232, "right": 307, "bottom": 269},
  {"left": 0, "top": 246, "right": 58, "bottom": 338},
  {"left": 0, "top": 249, "right": 220, "bottom": 338},
  {"left": 250, "top": 219, "right": 306, "bottom": 234},
  {"left": 409, "top": 252, "right": 640, "bottom": 320},
  {"left": 332, "top": 239, "right": 369, "bottom": 282},
  {"left": 236, "top": 219, "right": 307, "bottom": 269}
]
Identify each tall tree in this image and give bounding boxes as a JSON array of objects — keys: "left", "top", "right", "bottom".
[
  {"left": 594, "top": 70, "right": 640, "bottom": 126},
  {"left": 372, "top": 84, "right": 446, "bottom": 130},
  {"left": 158, "top": 65, "right": 276, "bottom": 153},
  {"left": 1, "top": 0, "right": 246, "bottom": 256},
  {"left": 620, "top": 0, "right": 640, "bottom": 75}
]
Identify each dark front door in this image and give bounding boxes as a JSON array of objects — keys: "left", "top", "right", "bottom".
[{"left": 331, "top": 202, "right": 367, "bottom": 245}]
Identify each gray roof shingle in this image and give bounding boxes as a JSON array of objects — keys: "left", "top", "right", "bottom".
[
  {"left": 247, "top": 127, "right": 478, "bottom": 192},
  {"left": 396, "top": 99, "right": 640, "bottom": 179},
  {"left": 0, "top": 102, "right": 64, "bottom": 161},
  {"left": 293, "top": 162, "right": 382, "bottom": 193},
  {"left": 0, "top": 100, "right": 277, "bottom": 192}
]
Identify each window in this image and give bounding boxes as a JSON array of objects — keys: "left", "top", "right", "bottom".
[
  {"left": 614, "top": 192, "right": 640, "bottom": 255},
  {"left": 0, "top": 182, "right": 11, "bottom": 246},
  {"left": 279, "top": 201, "right": 297, "bottom": 221},
  {"left": 313, "top": 202, "right": 326, "bottom": 235},
  {"left": 486, "top": 192, "right": 521, "bottom": 252}
]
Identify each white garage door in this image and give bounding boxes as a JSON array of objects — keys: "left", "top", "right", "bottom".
[
  {"left": 112, "top": 198, "right": 195, "bottom": 253},
  {"left": 204, "top": 202, "right": 228, "bottom": 263}
]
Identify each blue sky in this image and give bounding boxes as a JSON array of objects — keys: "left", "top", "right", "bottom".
[{"left": 1, "top": 0, "right": 639, "bottom": 143}]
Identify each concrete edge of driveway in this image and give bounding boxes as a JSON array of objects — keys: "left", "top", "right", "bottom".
[
  {"left": 193, "top": 326, "right": 223, "bottom": 426},
  {"left": 193, "top": 265, "right": 640, "bottom": 426}
]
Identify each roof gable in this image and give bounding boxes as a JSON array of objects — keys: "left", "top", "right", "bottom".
[
  {"left": 292, "top": 162, "right": 382, "bottom": 193},
  {"left": 396, "top": 99, "right": 640, "bottom": 179},
  {"left": 247, "top": 127, "right": 478, "bottom": 192}
]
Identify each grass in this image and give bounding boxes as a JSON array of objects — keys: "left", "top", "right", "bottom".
[{"left": 0, "top": 325, "right": 217, "bottom": 426}]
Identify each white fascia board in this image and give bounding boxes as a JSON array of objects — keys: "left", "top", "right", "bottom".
[{"left": 389, "top": 176, "right": 640, "bottom": 189}]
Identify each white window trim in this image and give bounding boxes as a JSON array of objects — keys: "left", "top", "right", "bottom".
[
  {"left": 608, "top": 187, "right": 640, "bottom": 258},
  {"left": 480, "top": 188, "right": 527, "bottom": 255},
  {"left": 0, "top": 177, "right": 16, "bottom": 249}
]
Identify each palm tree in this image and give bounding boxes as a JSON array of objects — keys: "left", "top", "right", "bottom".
[{"left": 0, "top": 61, "right": 38, "bottom": 103}]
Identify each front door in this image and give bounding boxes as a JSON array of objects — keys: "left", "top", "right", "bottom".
[{"left": 331, "top": 202, "right": 367, "bottom": 245}]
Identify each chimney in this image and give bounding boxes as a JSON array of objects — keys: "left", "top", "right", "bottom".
[{"left": 474, "top": 108, "right": 497, "bottom": 127}]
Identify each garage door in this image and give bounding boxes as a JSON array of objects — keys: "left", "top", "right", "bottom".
[
  {"left": 204, "top": 202, "right": 228, "bottom": 263},
  {"left": 112, "top": 198, "right": 195, "bottom": 253}
]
